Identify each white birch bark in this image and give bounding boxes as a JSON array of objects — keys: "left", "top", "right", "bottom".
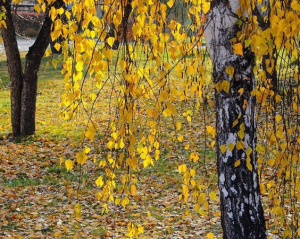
[{"left": 204, "top": 1, "right": 267, "bottom": 238}]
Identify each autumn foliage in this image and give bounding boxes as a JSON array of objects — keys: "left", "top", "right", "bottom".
[{"left": 0, "top": 0, "right": 299, "bottom": 238}]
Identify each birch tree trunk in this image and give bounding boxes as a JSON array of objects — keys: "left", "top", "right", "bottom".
[{"left": 204, "top": 1, "right": 267, "bottom": 238}]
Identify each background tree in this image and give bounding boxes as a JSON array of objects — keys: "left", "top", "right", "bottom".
[{"left": 0, "top": 0, "right": 64, "bottom": 136}]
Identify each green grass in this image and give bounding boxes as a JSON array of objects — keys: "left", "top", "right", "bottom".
[
  {"left": 3, "top": 177, "right": 42, "bottom": 187},
  {"left": 0, "top": 222, "right": 18, "bottom": 231},
  {"left": 91, "top": 226, "right": 107, "bottom": 237}
]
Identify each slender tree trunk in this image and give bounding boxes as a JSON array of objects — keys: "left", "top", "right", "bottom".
[
  {"left": 105, "top": 0, "right": 133, "bottom": 50},
  {"left": 0, "top": 0, "right": 23, "bottom": 136},
  {"left": 1, "top": 0, "right": 64, "bottom": 136},
  {"left": 205, "top": 1, "right": 266, "bottom": 238},
  {"left": 21, "top": 10, "right": 53, "bottom": 135}
]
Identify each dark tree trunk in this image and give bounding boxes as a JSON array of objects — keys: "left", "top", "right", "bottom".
[
  {"left": 1, "top": 0, "right": 64, "bottom": 136},
  {"left": 0, "top": 0, "right": 23, "bottom": 136},
  {"left": 262, "top": 51, "right": 278, "bottom": 92},
  {"left": 205, "top": 1, "right": 267, "bottom": 238},
  {"left": 21, "top": 10, "right": 53, "bottom": 135},
  {"left": 105, "top": 0, "right": 133, "bottom": 50},
  {"left": 253, "top": 4, "right": 278, "bottom": 93}
]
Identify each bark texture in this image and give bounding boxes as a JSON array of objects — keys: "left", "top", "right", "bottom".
[
  {"left": 1, "top": 0, "right": 64, "bottom": 136},
  {"left": 21, "top": 12, "right": 53, "bottom": 135},
  {"left": 204, "top": 1, "right": 267, "bottom": 238},
  {"left": 1, "top": 0, "right": 23, "bottom": 136}
]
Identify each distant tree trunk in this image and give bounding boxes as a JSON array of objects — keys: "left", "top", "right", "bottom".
[
  {"left": 1, "top": 0, "right": 24, "bottom": 136},
  {"left": 105, "top": 0, "right": 133, "bottom": 50},
  {"left": 204, "top": 1, "right": 266, "bottom": 238},
  {"left": 0, "top": 0, "right": 64, "bottom": 136},
  {"left": 20, "top": 13, "right": 53, "bottom": 135}
]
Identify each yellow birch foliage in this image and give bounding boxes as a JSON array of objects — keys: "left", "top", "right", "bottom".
[{"left": 38, "top": 0, "right": 300, "bottom": 237}]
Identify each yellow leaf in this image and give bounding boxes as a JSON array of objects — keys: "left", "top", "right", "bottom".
[
  {"left": 228, "top": 142, "right": 235, "bottom": 152},
  {"left": 54, "top": 231, "right": 61, "bottom": 237},
  {"left": 291, "top": 0, "right": 300, "bottom": 11},
  {"left": 206, "top": 126, "right": 216, "bottom": 137},
  {"left": 131, "top": 185, "right": 136, "bottom": 195},
  {"left": 138, "top": 225, "right": 144, "bottom": 234},
  {"left": 95, "top": 176, "right": 104, "bottom": 187},
  {"left": 236, "top": 141, "right": 244, "bottom": 150},
  {"left": 234, "top": 159, "right": 241, "bottom": 167},
  {"left": 207, "top": 232, "right": 214, "bottom": 239},
  {"left": 238, "top": 88, "right": 244, "bottom": 96},
  {"left": 54, "top": 43, "right": 61, "bottom": 51},
  {"left": 167, "top": 0, "right": 174, "bottom": 8},
  {"left": 190, "top": 169, "right": 196, "bottom": 178},
  {"left": 76, "top": 149, "right": 88, "bottom": 165},
  {"left": 246, "top": 159, "right": 253, "bottom": 171},
  {"left": 232, "top": 118, "right": 239, "bottom": 127},
  {"left": 107, "top": 37, "right": 115, "bottom": 47},
  {"left": 237, "top": 128, "right": 245, "bottom": 139},
  {"left": 154, "top": 141, "right": 159, "bottom": 149},
  {"left": 103, "top": 48, "right": 113, "bottom": 60},
  {"left": 111, "top": 132, "right": 118, "bottom": 140},
  {"left": 119, "top": 138, "right": 125, "bottom": 149},
  {"left": 268, "top": 158, "right": 275, "bottom": 167},
  {"left": 34, "top": 4, "right": 41, "bottom": 14},
  {"left": 275, "top": 114, "right": 282, "bottom": 123},
  {"left": 85, "top": 123, "right": 96, "bottom": 141},
  {"left": 260, "top": 184, "right": 266, "bottom": 194},
  {"left": 189, "top": 152, "right": 199, "bottom": 162},
  {"left": 233, "top": 43, "right": 243, "bottom": 56},
  {"left": 178, "top": 135, "right": 183, "bottom": 142},
  {"left": 220, "top": 145, "right": 226, "bottom": 154},
  {"left": 275, "top": 95, "right": 281, "bottom": 103},
  {"left": 85, "top": 146, "right": 91, "bottom": 154},
  {"left": 221, "top": 80, "right": 230, "bottom": 93},
  {"left": 202, "top": 2, "right": 210, "bottom": 14},
  {"left": 209, "top": 192, "right": 217, "bottom": 200},
  {"left": 119, "top": 60, "right": 126, "bottom": 70},
  {"left": 76, "top": 60, "right": 83, "bottom": 72},
  {"left": 178, "top": 164, "right": 187, "bottom": 173},
  {"left": 0, "top": 20, "right": 7, "bottom": 29},
  {"left": 74, "top": 203, "right": 81, "bottom": 219},
  {"left": 41, "top": 3, "right": 46, "bottom": 12},
  {"left": 107, "top": 141, "right": 114, "bottom": 150},
  {"left": 225, "top": 66, "right": 235, "bottom": 78},
  {"left": 65, "top": 159, "right": 73, "bottom": 171}
]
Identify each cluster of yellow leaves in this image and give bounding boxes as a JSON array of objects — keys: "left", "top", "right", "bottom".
[
  {"left": 238, "top": 1, "right": 300, "bottom": 236},
  {"left": 50, "top": 0, "right": 299, "bottom": 237},
  {"left": 0, "top": 4, "right": 7, "bottom": 44},
  {"left": 126, "top": 222, "right": 144, "bottom": 238}
]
